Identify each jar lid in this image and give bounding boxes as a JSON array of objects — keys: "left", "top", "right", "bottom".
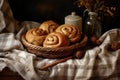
[
  {"left": 65, "top": 12, "right": 82, "bottom": 21},
  {"left": 88, "top": 12, "right": 98, "bottom": 16}
]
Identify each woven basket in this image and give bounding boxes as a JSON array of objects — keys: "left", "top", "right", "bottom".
[{"left": 21, "top": 34, "right": 88, "bottom": 59}]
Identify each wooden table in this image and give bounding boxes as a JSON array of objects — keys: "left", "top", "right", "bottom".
[{"left": 0, "top": 67, "right": 24, "bottom": 80}]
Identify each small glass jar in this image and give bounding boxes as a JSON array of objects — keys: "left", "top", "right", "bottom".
[{"left": 83, "top": 12, "right": 102, "bottom": 38}]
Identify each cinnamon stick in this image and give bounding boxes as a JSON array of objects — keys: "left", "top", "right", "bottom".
[{"left": 39, "top": 50, "right": 84, "bottom": 70}]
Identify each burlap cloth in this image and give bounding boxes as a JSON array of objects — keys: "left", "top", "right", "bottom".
[{"left": 0, "top": 0, "right": 120, "bottom": 80}]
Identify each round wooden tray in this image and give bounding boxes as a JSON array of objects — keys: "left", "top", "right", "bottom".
[{"left": 21, "top": 33, "right": 88, "bottom": 59}]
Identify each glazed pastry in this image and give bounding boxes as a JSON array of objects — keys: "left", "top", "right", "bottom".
[
  {"left": 55, "top": 24, "right": 82, "bottom": 43},
  {"left": 25, "top": 28, "right": 47, "bottom": 46},
  {"left": 43, "top": 32, "right": 70, "bottom": 48},
  {"left": 39, "top": 20, "right": 59, "bottom": 33}
]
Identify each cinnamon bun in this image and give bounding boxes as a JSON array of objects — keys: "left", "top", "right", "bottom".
[
  {"left": 25, "top": 28, "right": 47, "bottom": 46},
  {"left": 55, "top": 24, "right": 82, "bottom": 43},
  {"left": 39, "top": 20, "right": 59, "bottom": 33},
  {"left": 43, "top": 32, "right": 70, "bottom": 48}
]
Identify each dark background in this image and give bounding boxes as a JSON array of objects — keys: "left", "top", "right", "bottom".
[
  {"left": 8, "top": 0, "right": 82, "bottom": 24},
  {"left": 8, "top": 0, "right": 120, "bottom": 33}
]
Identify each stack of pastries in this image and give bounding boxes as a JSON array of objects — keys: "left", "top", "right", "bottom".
[{"left": 25, "top": 20, "right": 83, "bottom": 48}]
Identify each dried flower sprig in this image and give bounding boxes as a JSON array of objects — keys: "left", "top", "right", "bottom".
[
  {"left": 75, "top": 0, "right": 105, "bottom": 13},
  {"left": 74, "top": 0, "right": 115, "bottom": 17}
]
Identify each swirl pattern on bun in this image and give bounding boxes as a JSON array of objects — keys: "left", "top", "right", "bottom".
[
  {"left": 43, "top": 32, "right": 70, "bottom": 48},
  {"left": 39, "top": 20, "right": 59, "bottom": 33},
  {"left": 55, "top": 24, "right": 82, "bottom": 43},
  {"left": 25, "top": 28, "right": 47, "bottom": 46}
]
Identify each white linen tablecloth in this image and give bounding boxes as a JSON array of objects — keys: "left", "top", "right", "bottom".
[{"left": 0, "top": 0, "right": 120, "bottom": 80}]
